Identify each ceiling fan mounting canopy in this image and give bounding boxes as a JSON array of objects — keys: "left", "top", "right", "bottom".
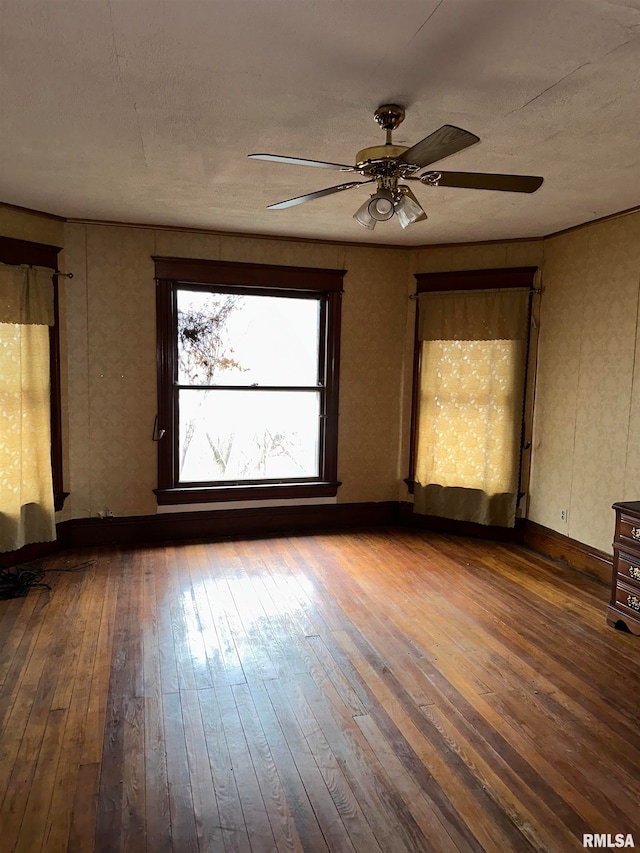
[
  {"left": 248, "top": 103, "right": 544, "bottom": 228},
  {"left": 373, "top": 103, "right": 406, "bottom": 131}
]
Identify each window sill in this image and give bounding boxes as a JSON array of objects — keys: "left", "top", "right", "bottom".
[{"left": 154, "top": 481, "right": 342, "bottom": 505}]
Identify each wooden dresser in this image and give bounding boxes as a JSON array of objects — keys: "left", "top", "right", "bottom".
[{"left": 607, "top": 501, "right": 640, "bottom": 634}]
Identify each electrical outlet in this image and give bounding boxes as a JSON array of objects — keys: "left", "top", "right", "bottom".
[{"left": 560, "top": 509, "right": 568, "bottom": 523}]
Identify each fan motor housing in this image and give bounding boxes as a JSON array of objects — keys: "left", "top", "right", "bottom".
[{"left": 355, "top": 144, "right": 409, "bottom": 168}]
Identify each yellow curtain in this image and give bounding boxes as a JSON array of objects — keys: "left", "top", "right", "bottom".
[
  {"left": 414, "top": 288, "right": 530, "bottom": 527},
  {"left": 0, "top": 265, "right": 56, "bottom": 552}
]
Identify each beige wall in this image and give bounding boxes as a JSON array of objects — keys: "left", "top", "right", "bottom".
[
  {"left": 0, "top": 205, "right": 64, "bottom": 246},
  {"left": 62, "top": 223, "right": 410, "bottom": 518},
  {"left": 3, "top": 202, "right": 639, "bottom": 554},
  {"left": 529, "top": 211, "right": 640, "bottom": 553}
]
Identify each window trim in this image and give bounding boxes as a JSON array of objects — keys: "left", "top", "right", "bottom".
[
  {"left": 0, "top": 235, "right": 68, "bottom": 512},
  {"left": 153, "top": 256, "right": 344, "bottom": 504},
  {"left": 406, "top": 266, "right": 538, "bottom": 501}
]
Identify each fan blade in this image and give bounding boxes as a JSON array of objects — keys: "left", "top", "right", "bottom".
[
  {"left": 420, "top": 171, "right": 544, "bottom": 193},
  {"left": 400, "top": 125, "right": 480, "bottom": 168},
  {"left": 266, "top": 180, "right": 374, "bottom": 209},
  {"left": 249, "top": 153, "right": 355, "bottom": 171}
]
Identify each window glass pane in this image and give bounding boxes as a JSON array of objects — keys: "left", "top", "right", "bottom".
[
  {"left": 177, "top": 290, "right": 320, "bottom": 386},
  {"left": 179, "top": 389, "right": 321, "bottom": 482}
]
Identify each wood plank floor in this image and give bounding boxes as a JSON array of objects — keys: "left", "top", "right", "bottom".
[{"left": 0, "top": 528, "right": 638, "bottom": 852}]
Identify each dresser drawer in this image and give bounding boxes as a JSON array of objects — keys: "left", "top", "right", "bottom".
[
  {"left": 616, "top": 512, "right": 640, "bottom": 550},
  {"left": 614, "top": 580, "right": 640, "bottom": 617},
  {"left": 616, "top": 551, "right": 640, "bottom": 589},
  {"left": 609, "top": 502, "right": 640, "bottom": 633}
]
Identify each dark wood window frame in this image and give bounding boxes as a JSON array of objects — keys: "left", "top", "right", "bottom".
[
  {"left": 406, "top": 266, "right": 539, "bottom": 503},
  {"left": 0, "top": 234, "right": 68, "bottom": 511},
  {"left": 153, "top": 256, "right": 344, "bottom": 505}
]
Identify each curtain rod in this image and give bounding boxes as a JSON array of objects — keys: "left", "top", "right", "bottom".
[
  {"left": 1, "top": 261, "right": 74, "bottom": 279},
  {"left": 409, "top": 286, "right": 542, "bottom": 299}
]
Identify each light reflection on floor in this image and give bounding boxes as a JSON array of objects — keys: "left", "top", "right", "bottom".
[{"left": 180, "top": 569, "right": 316, "bottom": 674}]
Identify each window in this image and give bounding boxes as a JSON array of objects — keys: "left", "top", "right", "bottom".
[
  {"left": 407, "top": 267, "right": 538, "bottom": 528},
  {"left": 0, "top": 235, "right": 67, "bottom": 514},
  {"left": 154, "top": 257, "right": 344, "bottom": 504}
]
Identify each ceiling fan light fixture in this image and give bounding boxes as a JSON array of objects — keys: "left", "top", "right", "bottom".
[
  {"left": 395, "top": 187, "right": 428, "bottom": 229},
  {"left": 353, "top": 198, "right": 377, "bottom": 229},
  {"left": 367, "top": 188, "right": 396, "bottom": 221}
]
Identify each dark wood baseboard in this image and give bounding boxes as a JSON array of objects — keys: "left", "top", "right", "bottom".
[
  {"left": 0, "top": 539, "right": 61, "bottom": 571},
  {"left": 397, "top": 502, "right": 525, "bottom": 543},
  {"left": 522, "top": 519, "right": 613, "bottom": 585},
  {"left": 1, "top": 502, "right": 397, "bottom": 567},
  {"left": 55, "top": 501, "right": 399, "bottom": 552},
  {"left": 1, "top": 504, "right": 613, "bottom": 591}
]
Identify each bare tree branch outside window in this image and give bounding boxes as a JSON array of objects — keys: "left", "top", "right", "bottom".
[
  {"left": 177, "top": 294, "right": 244, "bottom": 384},
  {"left": 177, "top": 294, "right": 245, "bottom": 472}
]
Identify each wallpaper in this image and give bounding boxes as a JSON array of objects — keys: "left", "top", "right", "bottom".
[
  {"left": 529, "top": 212, "right": 640, "bottom": 553},
  {"left": 337, "top": 246, "right": 410, "bottom": 502},
  {"left": 2, "top": 201, "right": 638, "bottom": 556},
  {"left": 63, "top": 225, "right": 158, "bottom": 518},
  {"left": 61, "top": 223, "right": 410, "bottom": 517},
  {"left": 0, "top": 205, "right": 64, "bottom": 247}
]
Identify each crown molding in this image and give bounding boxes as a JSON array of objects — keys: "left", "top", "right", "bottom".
[
  {"left": 65, "top": 217, "right": 410, "bottom": 252},
  {"left": 543, "top": 203, "right": 640, "bottom": 240},
  {"left": 2, "top": 200, "right": 639, "bottom": 251},
  {"left": 0, "top": 200, "right": 66, "bottom": 222}
]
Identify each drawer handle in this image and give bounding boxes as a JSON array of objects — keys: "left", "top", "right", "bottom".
[
  {"left": 627, "top": 595, "right": 640, "bottom": 612},
  {"left": 630, "top": 566, "right": 640, "bottom": 581},
  {"left": 632, "top": 527, "right": 640, "bottom": 541}
]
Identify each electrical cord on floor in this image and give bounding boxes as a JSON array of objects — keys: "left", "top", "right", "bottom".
[
  {"left": 0, "top": 565, "right": 50, "bottom": 598},
  {"left": 0, "top": 559, "right": 96, "bottom": 600}
]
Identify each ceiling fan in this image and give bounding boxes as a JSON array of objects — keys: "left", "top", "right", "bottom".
[{"left": 249, "top": 104, "right": 543, "bottom": 230}]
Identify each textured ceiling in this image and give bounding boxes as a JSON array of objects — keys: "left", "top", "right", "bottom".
[{"left": 1, "top": 0, "right": 639, "bottom": 245}]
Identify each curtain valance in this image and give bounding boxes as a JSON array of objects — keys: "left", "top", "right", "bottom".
[
  {"left": 0, "top": 264, "right": 54, "bottom": 326},
  {"left": 417, "top": 287, "right": 530, "bottom": 342}
]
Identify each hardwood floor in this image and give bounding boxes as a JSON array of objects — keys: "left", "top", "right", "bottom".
[{"left": 0, "top": 528, "right": 638, "bottom": 852}]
